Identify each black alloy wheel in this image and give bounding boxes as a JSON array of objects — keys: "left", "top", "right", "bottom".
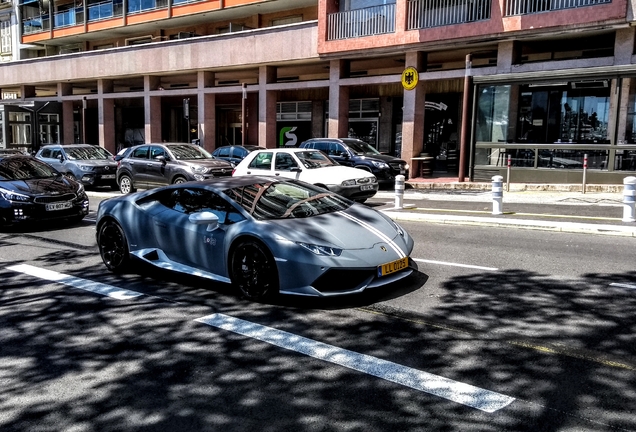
[
  {"left": 173, "top": 176, "right": 187, "bottom": 184},
  {"left": 97, "top": 220, "right": 130, "bottom": 272},
  {"left": 230, "top": 240, "right": 278, "bottom": 301}
]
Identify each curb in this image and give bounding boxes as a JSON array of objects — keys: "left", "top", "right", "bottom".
[
  {"left": 381, "top": 210, "right": 636, "bottom": 237},
  {"left": 405, "top": 182, "right": 625, "bottom": 193}
]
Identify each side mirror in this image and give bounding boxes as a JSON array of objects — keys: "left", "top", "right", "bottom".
[
  {"left": 155, "top": 155, "right": 167, "bottom": 164},
  {"left": 290, "top": 167, "right": 302, "bottom": 172},
  {"left": 189, "top": 211, "right": 219, "bottom": 232},
  {"left": 57, "top": 154, "right": 64, "bottom": 162},
  {"left": 339, "top": 151, "right": 349, "bottom": 159}
]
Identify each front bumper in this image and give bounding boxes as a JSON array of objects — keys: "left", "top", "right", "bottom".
[
  {"left": 327, "top": 183, "right": 379, "bottom": 200},
  {"left": 0, "top": 194, "right": 89, "bottom": 225}
]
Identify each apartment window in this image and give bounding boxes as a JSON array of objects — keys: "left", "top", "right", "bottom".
[
  {"left": 271, "top": 15, "right": 302, "bottom": 26},
  {"left": 1, "top": 20, "right": 11, "bottom": 54}
]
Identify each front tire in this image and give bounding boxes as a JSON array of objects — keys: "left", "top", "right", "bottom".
[
  {"left": 230, "top": 239, "right": 278, "bottom": 301},
  {"left": 119, "top": 175, "right": 136, "bottom": 194},
  {"left": 172, "top": 176, "right": 187, "bottom": 185},
  {"left": 97, "top": 220, "right": 130, "bottom": 273}
]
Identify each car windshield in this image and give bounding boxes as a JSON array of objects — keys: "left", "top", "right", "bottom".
[
  {"left": 169, "top": 145, "right": 213, "bottom": 160},
  {"left": 295, "top": 151, "right": 337, "bottom": 169},
  {"left": 225, "top": 180, "right": 351, "bottom": 220},
  {"left": 0, "top": 157, "right": 60, "bottom": 181},
  {"left": 66, "top": 146, "right": 113, "bottom": 160},
  {"left": 343, "top": 140, "right": 382, "bottom": 156}
]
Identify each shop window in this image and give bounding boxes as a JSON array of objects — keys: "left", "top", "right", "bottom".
[
  {"left": 475, "top": 85, "right": 510, "bottom": 143},
  {"left": 516, "top": 82, "right": 609, "bottom": 144}
]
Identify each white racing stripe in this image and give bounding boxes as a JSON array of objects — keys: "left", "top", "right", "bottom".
[
  {"left": 6, "top": 264, "right": 143, "bottom": 300},
  {"left": 196, "top": 313, "right": 515, "bottom": 413},
  {"left": 339, "top": 212, "right": 406, "bottom": 258},
  {"left": 413, "top": 258, "right": 499, "bottom": 272},
  {"left": 610, "top": 282, "right": 636, "bottom": 290}
]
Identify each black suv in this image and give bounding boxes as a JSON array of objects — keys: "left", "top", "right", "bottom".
[
  {"left": 300, "top": 138, "right": 409, "bottom": 184},
  {"left": 117, "top": 143, "right": 233, "bottom": 194},
  {"left": 211, "top": 145, "right": 265, "bottom": 167}
]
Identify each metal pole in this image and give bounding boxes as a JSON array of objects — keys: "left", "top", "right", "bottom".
[
  {"left": 582, "top": 153, "right": 588, "bottom": 194},
  {"left": 458, "top": 54, "right": 472, "bottom": 182},
  {"left": 82, "top": 97, "right": 87, "bottom": 144},
  {"left": 506, "top": 154, "right": 511, "bottom": 192},
  {"left": 241, "top": 83, "right": 247, "bottom": 146}
]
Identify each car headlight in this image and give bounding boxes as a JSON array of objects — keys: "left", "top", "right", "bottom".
[
  {"left": 341, "top": 179, "right": 356, "bottom": 186},
  {"left": 78, "top": 165, "right": 93, "bottom": 171},
  {"left": 371, "top": 161, "right": 390, "bottom": 169},
  {"left": 76, "top": 183, "right": 85, "bottom": 194},
  {"left": 0, "top": 187, "right": 32, "bottom": 202},
  {"left": 297, "top": 242, "right": 343, "bottom": 256},
  {"left": 192, "top": 166, "right": 208, "bottom": 174}
]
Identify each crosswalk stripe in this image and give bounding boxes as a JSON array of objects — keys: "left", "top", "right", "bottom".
[
  {"left": 196, "top": 313, "right": 515, "bottom": 413},
  {"left": 6, "top": 264, "right": 143, "bottom": 300}
]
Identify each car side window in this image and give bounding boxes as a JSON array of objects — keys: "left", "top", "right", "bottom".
[
  {"left": 275, "top": 153, "right": 299, "bottom": 171},
  {"left": 150, "top": 146, "right": 167, "bottom": 160},
  {"left": 131, "top": 146, "right": 149, "bottom": 159},
  {"left": 50, "top": 149, "right": 62, "bottom": 159},
  {"left": 162, "top": 188, "right": 243, "bottom": 224},
  {"left": 234, "top": 147, "right": 247, "bottom": 158},
  {"left": 332, "top": 144, "right": 346, "bottom": 156},
  {"left": 312, "top": 142, "right": 327, "bottom": 152},
  {"left": 40, "top": 149, "right": 51, "bottom": 158},
  {"left": 217, "top": 147, "right": 231, "bottom": 158},
  {"left": 248, "top": 152, "right": 273, "bottom": 170}
]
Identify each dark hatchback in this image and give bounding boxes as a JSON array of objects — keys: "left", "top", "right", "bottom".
[
  {"left": 0, "top": 155, "right": 89, "bottom": 227},
  {"left": 117, "top": 143, "right": 234, "bottom": 194},
  {"left": 211, "top": 145, "right": 265, "bottom": 167},
  {"left": 300, "top": 138, "right": 409, "bottom": 184}
]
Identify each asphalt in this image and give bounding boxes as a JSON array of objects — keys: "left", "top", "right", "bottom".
[
  {"left": 85, "top": 180, "right": 636, "bottom": 237},
  {"left": 370, "top": 181, "right": 636, "bottom": 237}
]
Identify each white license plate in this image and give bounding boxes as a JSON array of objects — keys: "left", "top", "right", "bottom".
[
  {"left": 377, "top": 257, "right": 409, "bottom": 277},
  {"left": 101, "top": 174, "right": 116, "bottom": 179},
  {"left": 360, "top": 184, "right": 375, "bottom": 191},
  {"left": 45, "top": 201, "right": 72, "bottom": 211}
]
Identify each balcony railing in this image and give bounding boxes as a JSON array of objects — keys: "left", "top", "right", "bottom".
[
  {"left": 53, "top": 7, "right": 84, "bottom": 28},
  {"left": 127, "top": 0, "right": 168, "bottom": 14},
  {"left": 327, "top": 4, "right": 396, "bottom": 41},
  {"left": 22, "top": 15, "right": 50, "bottom": 34},
  {"left": 407, "top": 0, "right": 491, "bottom": 29},
  {"left": 506, "top": 0, "right": 611, "bottom": 16},
  {"left": 88, "top": 0, "right": 123, "bottom": 21}
]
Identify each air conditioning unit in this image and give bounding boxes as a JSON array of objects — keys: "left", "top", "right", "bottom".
[{"left": 571, "top": 80, "right": 608, "bottom": 89}]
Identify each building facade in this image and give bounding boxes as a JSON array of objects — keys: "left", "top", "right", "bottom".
[{"left": 1, "top": 0, "right": 636, "bottom": 183}]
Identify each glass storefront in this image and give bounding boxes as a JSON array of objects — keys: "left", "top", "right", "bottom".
[{"left": 473, "top": 79, "right": 629, "bottom": 177}]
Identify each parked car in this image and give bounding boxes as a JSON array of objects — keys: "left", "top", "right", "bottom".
[
  {"left": 232, "top": 148, "right": 379, "bottom": 202},
  {"left": 0, "top": 149, "right": 29, "bottom": 156},
  {"left": 212, "top": 145, "right": 265, "bottom": 167},
  {"left": 35, "top": 144, "right": 118, "bottom": 190},
  {"left": 0, "top": 154, "right": 89, "bottom": 227},
  {"left": 117, "top": 143, "right": 234, "bottom": 194},
  {"left": 95, "top": 176, "right": 414, "bottom": 301},
  {"left": 300, "top": 138, "right": 409, "bottom": 184}
]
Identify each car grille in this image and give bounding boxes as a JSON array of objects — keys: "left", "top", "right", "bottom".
[
  {"left": 93, "top": 165, "right": 115, "bottom": 174},
  {"left": 34, "top": 193, "right": 77, "bottom": 204},
  {"left": 312, "top": 269, "right": 376, "bottom": 293},
  {"left": 210, "top": 169, "right": 232, "bottom": 177},
  {"left": 389, "top": 162, "right": 407, "bottom": 175}
]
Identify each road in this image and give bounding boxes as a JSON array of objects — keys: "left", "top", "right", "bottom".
[{"left": 1, "top": 204, "right": 636, "bottom": 431}]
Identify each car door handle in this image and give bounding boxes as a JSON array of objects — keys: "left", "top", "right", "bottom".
[
  {"left": 246, "top": 171, "right": 251, "bottom": 174},
  {"left": 154, "top": 221, "right": 167, "bottom": 228},
  {"left": 275, "top": 173, "right": 280, "bottom": 176}
]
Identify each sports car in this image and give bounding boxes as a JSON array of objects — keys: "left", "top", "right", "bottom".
[{"left": 95, "top": 176, "right": 415, "bottom": 300}]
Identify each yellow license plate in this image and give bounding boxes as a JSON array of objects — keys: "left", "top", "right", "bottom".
[{"left": 377, "top": 257, "right": 409, "bottom": 277}]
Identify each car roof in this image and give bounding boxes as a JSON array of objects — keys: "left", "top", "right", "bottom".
[{"left": 251, "top": 148, "right": 319, "bottom": 154}]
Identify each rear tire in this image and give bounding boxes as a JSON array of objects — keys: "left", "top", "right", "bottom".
[
  {"left": 119, "top": 175, "right": 136, "bottom": 194},
  {"left": 97, "top": 219, "right": 130, "bottom": 273},
  {"left": 230, "top": 239, "right": 278, "bottom": 301}
]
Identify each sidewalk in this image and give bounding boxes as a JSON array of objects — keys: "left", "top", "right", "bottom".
[{"left": 374, "top": 178, "right": 636, "bottom": 237}]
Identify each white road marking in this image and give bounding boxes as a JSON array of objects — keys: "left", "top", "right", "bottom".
[
  {"left": 610, "top": 282, "right": 636, "bottom": 290},
  {"left": 413, "top": 258, "right": 498, "bottom": 271},
  {"left": 6, "top": 264, "right": 143, "bottom": 300},
  {"left": 196, "top": 313, "right": 515, "bottom": 413}
]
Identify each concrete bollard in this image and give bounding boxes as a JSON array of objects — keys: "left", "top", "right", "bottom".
[
  {"left": 622, "top": 176, "right": 636, "bottom": 222},
  {"left": 394, "top": 175, "right": 405, "bottom": 209},
  {"left": 492, "top": 175, "right": 504, "bottom": 215}
]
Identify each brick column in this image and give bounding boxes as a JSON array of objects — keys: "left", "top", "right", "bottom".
[
  {"left": 401, "top": 52, "right": 426, "bottom": 178},
  {"left": 328, "top": 59, "right": 350, "bottom": 138},
  {"left": 197, "top": 72, "right": 216, "bottom": 151},
  {"left": 258, "top": 66, "right": 277, "bottom": 148},
  {"left": 97, "top": 79, "right": 116, "bottom": 153},
  {"left": 144, "top": 75, "right": 162, "bottom": 143}
]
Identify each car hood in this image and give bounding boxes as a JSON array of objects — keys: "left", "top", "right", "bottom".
[
  {"left": 72, "top": 159, "right": 118, "bottom": 168},
  {"left": 266, "top": 205, "right": 399, "bottom": 250},
  {"left": 302, "top": 165, "right": 375, "bottom": 183},
  {"left": 1, "top": 176, "right": 79, "bottom": 195},
  {"left": 358, "top": 153, "right": 405, "bottom": 164},
  {"left": 183, "top": 159, "right": 233, "bottom": 169}
]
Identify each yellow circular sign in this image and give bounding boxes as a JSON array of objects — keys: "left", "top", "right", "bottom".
[{"left": 401, "top": 67, "right": 419, "bottom": 91}]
